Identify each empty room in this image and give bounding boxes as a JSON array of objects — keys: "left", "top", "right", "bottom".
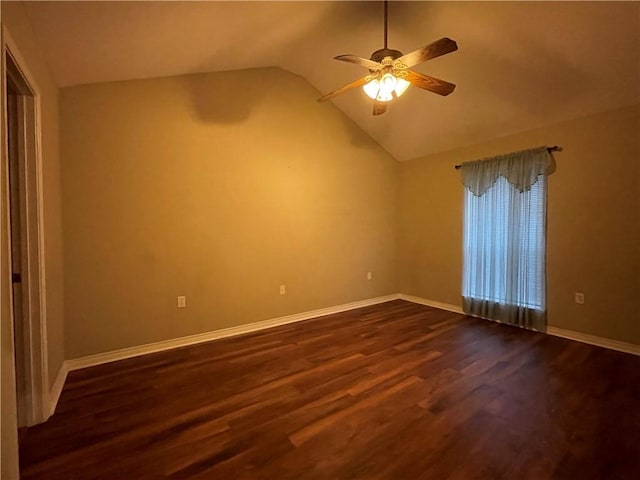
[{"left": 1, "top": 1, "right": 639, "bottom": 479}]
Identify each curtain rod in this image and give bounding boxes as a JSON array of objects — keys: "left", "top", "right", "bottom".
[{"left": 454, "top": 146, "right": 561, "bottom": 170}]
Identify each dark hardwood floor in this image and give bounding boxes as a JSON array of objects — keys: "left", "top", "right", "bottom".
[{"left": 19, "top": 300, "right": 640, "bottom": 479}]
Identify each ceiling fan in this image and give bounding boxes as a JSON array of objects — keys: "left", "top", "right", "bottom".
[{"left": 318, "top": 0, "right": 458, "bottom": 116}]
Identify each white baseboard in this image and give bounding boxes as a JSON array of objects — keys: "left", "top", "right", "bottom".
[
  {"left": 397, "top": 294, "right": 464, "bottom": 315},
  {"left": 48, "top": 292, "right": 638, "bottom": 416},
  {"left": 398, "top": 294, "right": 639, "bottom": 357},
  {"left": 48, "top": 294, "right": 398, "bottom": 415},
  {"left": 547, "top": 326, "right": 640, "bottom": 356},
  {"left": 64, "top": 294, "right": 400, "bottom": 373},
  {"left": 48, "top": 363, "right": 69, "bottom": 418}
]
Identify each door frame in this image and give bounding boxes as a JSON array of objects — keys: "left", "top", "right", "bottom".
[{"left": 1, "top": 25, "right": 49, "bottom": 427}]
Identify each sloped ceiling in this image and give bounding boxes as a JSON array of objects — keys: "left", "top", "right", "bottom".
[{"left": 23, "top": 1, "right": 640, "bottom": 160}]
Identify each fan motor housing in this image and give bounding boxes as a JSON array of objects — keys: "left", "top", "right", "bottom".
[{"left": 370, "top": 48, "right": 403, "bottom": 63}]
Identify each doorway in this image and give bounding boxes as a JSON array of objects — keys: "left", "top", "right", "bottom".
[
  {"left": 3, "top": 47, "right": 49, "bottom": 427},
  {"left": 7, "top": 64, "right": 29, "bottom": 428}
]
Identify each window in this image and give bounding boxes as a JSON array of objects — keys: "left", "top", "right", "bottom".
[
  {"left": 460, "top": 147, "right": 552, "bottom": 330},
  {"left": 463, "top": 175, "right": 546, "bottom": 310}
]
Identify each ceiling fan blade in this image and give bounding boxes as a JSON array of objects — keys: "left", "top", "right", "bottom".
[
  {"left": 317, "top": 76, "right": 369, "bottom": 102},
  {"left": 396, "top": 37, "right": 458, "bottom": 68},
  {"left": 334, "top": 55, "right": 382, "bottom": 70},
  {"left": 373, "top": 101, "right": 387, "bottom": 116},
  {"left": 404, "top": 70, "right": 456, "bottom": 96}
]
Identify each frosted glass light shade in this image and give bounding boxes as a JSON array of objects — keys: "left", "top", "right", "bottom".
[{"left": 363, "top": 75, "right": 410, "bottom": 102}]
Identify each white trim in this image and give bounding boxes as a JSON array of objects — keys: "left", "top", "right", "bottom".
[
  {"left": 547, "top": 326, "right": 640, "bottom": 356},
  {"left": 397, "top": 294, "right": 464, "bottom": 314},
  {"left": 398, "top": 294, "right": 639, "bottom": 357},
  {"left": 0, "top": 23, "right": 21, "bottom": 480},
  {"left": 2, "top": 26, "right": 49, "bottom": 425},
  {"left": 65, "top": 294, "right": 400, "bottom": 372},
  {"left": 47, "top": 293, "right": 640, "bottom": 416},
  {"left": 47, "top": 363, "right": 68, "bottom": 418}
]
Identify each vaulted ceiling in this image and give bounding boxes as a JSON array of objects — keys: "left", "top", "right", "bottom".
[{"left": 23, "top": 1, "right": 640, "bottom": 160}]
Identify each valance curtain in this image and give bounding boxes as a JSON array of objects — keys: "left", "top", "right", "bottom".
[
  {"left": 460, "top": 146, "right": 554, "bottom": 331},
  {"left": 461, "top": 146, "right": 553, "bottom": 196}
]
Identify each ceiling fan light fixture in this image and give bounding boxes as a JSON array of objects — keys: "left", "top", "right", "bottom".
[
  {"left": 317, "top": 0, "right": 457, "bottom": 114},
  {"left": 362, "top": 75, "right": 410, "bottom": 102}
]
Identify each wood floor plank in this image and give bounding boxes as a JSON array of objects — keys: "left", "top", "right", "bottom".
[{"left": 19, "top": 300, "right": 640, "bottom": 479}]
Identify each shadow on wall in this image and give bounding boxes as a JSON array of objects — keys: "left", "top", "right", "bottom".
[
  {"left": 182, "top": 64, "right": 391, "bottom": 156},
  {"left": 182, "top": 68, "right": 269, "bottom": 124}
]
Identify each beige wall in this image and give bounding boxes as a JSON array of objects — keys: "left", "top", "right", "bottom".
[
  {"left": 60, "top": 71, "right": 640, "bottom": 358},
  {"left": 60, "top": 68, "right": 398, "bottom": 358},
  {"left": 1, "top": 1, "right": 65, "bottom": 477},
  {"left": 399, "top": 104, "right": 640, "bottom": 345}
]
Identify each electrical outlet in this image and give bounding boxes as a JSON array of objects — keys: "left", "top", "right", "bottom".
[
  {"left": 367, "top": 272, "right": 373, "bottom": 280},
  {"left": 279, "top": 285, "right": 286, "bottom": 295},
  {"left": 574, "top": 292, "right": 584, "bottom": 305},
  {"left": 177, "top": 296, "right": 186, "bottom": 308}
]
